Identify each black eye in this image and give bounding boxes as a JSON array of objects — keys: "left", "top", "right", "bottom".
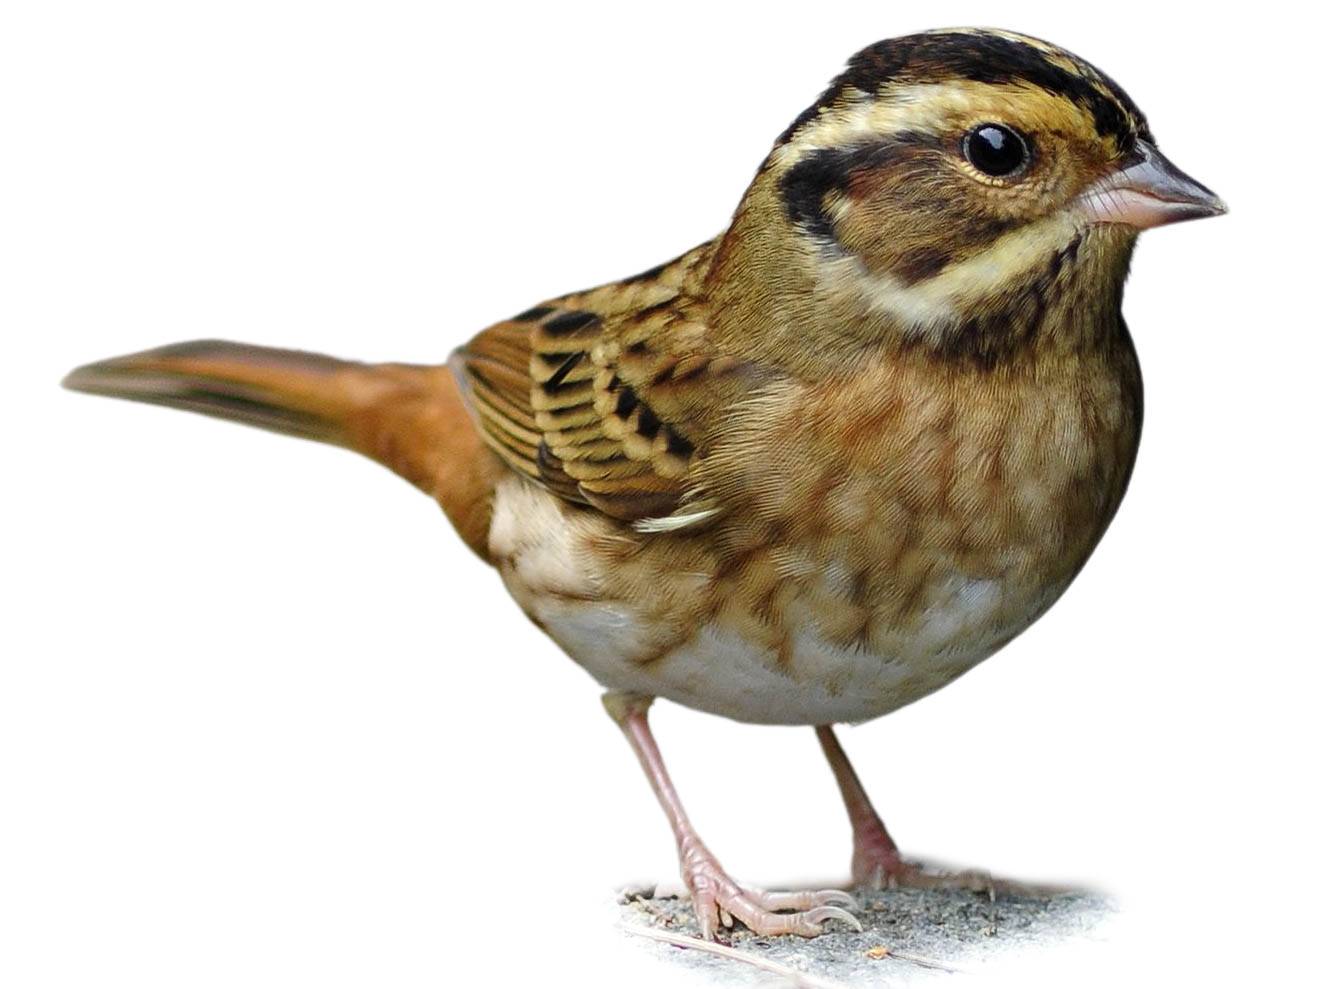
[{"left": 962, "top": 124, "right": 1030, "bottom": 178}]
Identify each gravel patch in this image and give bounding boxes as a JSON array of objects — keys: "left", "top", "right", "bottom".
[{"left": 618, "top": 876, "right": 1114, "bottom": 986}]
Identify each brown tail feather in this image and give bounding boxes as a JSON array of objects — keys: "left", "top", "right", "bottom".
[{"left": 63, "top": 340, "right": 502, "bottom": 559}]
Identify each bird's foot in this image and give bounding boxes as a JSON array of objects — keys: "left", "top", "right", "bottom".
[
  {"left": 680, "top": 838, "right": 861, "bottom": 940},
  {"left": 853, "top": 838, "right": 992, "bottom": 892},
  {"left": 852, "top": 824, "right": 991, "bottom": 892},
  {"left": 864, "top": 857, "right": 995, "bottom": 892}
]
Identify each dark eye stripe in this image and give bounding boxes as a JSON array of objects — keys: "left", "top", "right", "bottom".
[{"left": 779, "top": 133, "right": 942, "bottom": 241}]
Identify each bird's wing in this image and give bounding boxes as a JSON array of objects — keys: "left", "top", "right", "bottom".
[{"left": 452, "top": 299, "right": 712, "bottom": 524}]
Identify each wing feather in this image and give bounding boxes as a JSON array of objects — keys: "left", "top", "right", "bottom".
[
  {"left": 450, "top": 242, "right": 732, "bottom": 526},
  {"left": 452, "top": 305, "right": 698, "bottom": 521}
]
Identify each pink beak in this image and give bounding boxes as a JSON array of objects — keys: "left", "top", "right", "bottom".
[{"left": 1077, "top": 139, "right": 1226, "bottom": 230}]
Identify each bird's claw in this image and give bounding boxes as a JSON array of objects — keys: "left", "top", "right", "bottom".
[
  {"left": 682, "top": 847, "right": 863, "bottom": 939},
  {"left": 747, "top": 886, "right": 860, "bottom": 912}
]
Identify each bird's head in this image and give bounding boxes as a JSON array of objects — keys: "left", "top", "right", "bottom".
[{"left": 708, "top": 29, "right": 1225, "bottom": 370}]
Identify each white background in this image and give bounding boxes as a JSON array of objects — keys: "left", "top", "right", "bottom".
[{"left": 2, "top": 2, "right": 1314, "bottom": 986}]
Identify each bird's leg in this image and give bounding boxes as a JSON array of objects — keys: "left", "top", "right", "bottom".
[
  {"left": 605, "top": 693, "right": 860, "bottom": 940},
  {"left": 816, "top": 725, "right": 992, "bottom": 891},
  {"left": 814, "top": 725, "right": 903, "bottom": 885}
]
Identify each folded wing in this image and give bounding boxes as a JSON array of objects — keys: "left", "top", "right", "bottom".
[{"left": 452, "top": 303, "right": 703, "bottom": 523}]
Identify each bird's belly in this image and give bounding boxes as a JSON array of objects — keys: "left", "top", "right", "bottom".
[
  {"left": 527, "top": 575, "right": 1060, "bottom": 725},
  {"left": 487, "top": 464, "right": 1106, "bottom": 725}
]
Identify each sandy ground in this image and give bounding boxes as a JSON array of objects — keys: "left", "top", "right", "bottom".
[{"left": 618, "top": 876, "right": 1114, "bottom": 987}]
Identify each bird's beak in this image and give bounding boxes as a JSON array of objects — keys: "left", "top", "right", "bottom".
[{"left": 1076, "top": 138, "right": 1226, "bottom": 229}]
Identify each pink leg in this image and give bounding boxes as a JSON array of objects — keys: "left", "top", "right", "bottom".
[
  {"left": 816, "top": 725, "right": 991, "bottom": 891},
  {"left": 606, "top": 693, "right": 860, "bottom": 940}
]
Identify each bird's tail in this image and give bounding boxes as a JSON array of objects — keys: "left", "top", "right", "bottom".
[{"left": 62, "top": 339, "right": 483, "bottom": 501}]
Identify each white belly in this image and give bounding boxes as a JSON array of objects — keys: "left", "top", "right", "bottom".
[{"left": 528, "top": 582, "right": 1032, "bottom": 725}]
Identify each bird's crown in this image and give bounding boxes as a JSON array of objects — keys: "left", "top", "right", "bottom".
[{"left": 777, "top": 28, "right": 1150, "bottom": 157}]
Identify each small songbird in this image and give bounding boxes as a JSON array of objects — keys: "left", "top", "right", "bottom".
[{"left": 65, "top": 29, "right": 1224, "bottom": 940}]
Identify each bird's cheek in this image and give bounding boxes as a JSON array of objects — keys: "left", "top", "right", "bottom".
[{"left": 822, "top": 185, "right": 941, "bottom": 284}]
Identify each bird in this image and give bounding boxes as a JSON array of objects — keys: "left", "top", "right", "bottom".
[{"left": 64, "top": 28, "right": 1225, "bottom": 941}]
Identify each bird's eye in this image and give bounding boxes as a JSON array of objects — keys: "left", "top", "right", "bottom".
[{"left": 962, "top": 124, "right": 1030, "bottom": 178}]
